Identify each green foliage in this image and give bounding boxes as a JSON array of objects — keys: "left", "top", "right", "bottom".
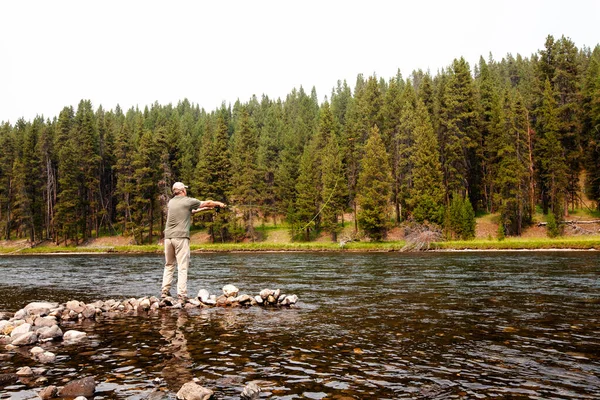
[
  {"left": 545, "top": 212, "right": 561, "bottom": 238},
  {"left": 448, "top": 195, "right": 476, "bottom": 240},
  {"left": 356, "top": 126, "right": 392, "bottom": 241}
]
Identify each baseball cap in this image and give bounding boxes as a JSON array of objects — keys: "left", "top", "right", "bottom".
[{"left": 172, "top": 182, "right": 188, "bottom": 190}]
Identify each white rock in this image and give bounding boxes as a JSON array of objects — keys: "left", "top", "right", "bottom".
[
  {"left": 24, "top": 302, "right": 58, "bottom": 316},
  {"left": 12, "top": 331, "right": 38, "bottom": 346},
  {"left": 63, "top": 330, "right": 87, "bottom": 341},
  {"left": 254, "top": 295, "right": 263, "bottom": 304},
  {"left": 37, "top": 325, "right": 63, "bottom": 340},
  {"left": 222, "top": 284, "right": 239, "bottom": 297},
  {"left": 176, "top": 381, "right": 214, "bottom": 400},
  {"left": 197, "top": 289, "right": 210, "bottom": 303},
  {"left": 259, "top": 289, "right": 273, "bottom": 299},
  {"left": 11, "top": 323, "right": 32, "bottom": 338},
  {"left": 37, "top": 351, "right": 56, "bottom": 363},
  {"left": 34, "top": 316, "right": 58, "bottom": 327},
  {"left": 30, "top": 346, "right": 45, "bottom": 355}
]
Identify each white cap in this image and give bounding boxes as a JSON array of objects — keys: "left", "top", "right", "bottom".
[{"left": 172, "top": 182, "right": 188, "bottom": 190}]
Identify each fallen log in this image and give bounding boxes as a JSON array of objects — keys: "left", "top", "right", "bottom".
[{"left": 537, "top": 219, "right": 600, "bottom": 227}]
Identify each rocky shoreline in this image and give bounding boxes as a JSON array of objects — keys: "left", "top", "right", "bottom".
[{"left": 0, "top": 285, "right": 298, "bottom": 399}]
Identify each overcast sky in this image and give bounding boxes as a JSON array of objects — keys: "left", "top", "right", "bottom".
[{"left": 1, "top": 0, "right": 598, "bottom": 124}]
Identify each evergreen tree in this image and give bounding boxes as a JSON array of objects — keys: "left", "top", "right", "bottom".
[
  {"left": 408, "top": 100, "right": 444, "bottom": 224},
  {"left": 229, "top": 108, "right": 260, "bottom": 238},
  {"left": 0, "top": 123, "right": 15, "bottom": 239},
  {"left": 536, "top": 79, "right": 568, "bottom": 221},
  {"left": 320, "top": 132, "right": 347, "bottom": 241},
  {"left": 583, "top": 45, "right": 600, "bottom": 209},
  {"left": 356, "top": 126, "right": 392, "bottom": 241}
]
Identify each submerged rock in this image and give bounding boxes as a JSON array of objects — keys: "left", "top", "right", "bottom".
[
  {"left": 58, "top": 376, "right": 95, "bottom": 398},
  {"left": 176, "top": 381, "right": 213, "bottom": 400},
  {"left": 241, "top": 381, "right": 261, "bottom": 399},
  {"left": 63, "top": 330, "right": 87, "bottom": 341}
]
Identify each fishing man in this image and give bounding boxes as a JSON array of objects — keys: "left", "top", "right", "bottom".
[{"left": 162, "top": 181, "right": 226, "bottom": 302}]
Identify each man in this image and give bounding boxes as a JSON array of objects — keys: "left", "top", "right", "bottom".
[{"left": 162, "top": 181, "right": 226, "bottom": 301}]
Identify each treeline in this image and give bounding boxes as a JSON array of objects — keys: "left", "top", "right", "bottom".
[{"left": 1, "top": 35, "right": 599, "bottom": 244}]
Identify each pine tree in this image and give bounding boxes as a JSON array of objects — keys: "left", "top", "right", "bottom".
[
  {"left": 408, "top": 100, "right": 444, "bottom": 224},
  {"left": 356, "top": 126, "right": 392, "bottom": 241},
  {"left": 229, "top": 108, "right": 260, "bottom": 238},
  {"left": 320, "top": 132, "right": 347, "bottom": 241},
  {"left": 536, "top": 79, "right": 568, "bottom": 221},
  {"left": 0, "top": 123, "right": 16, "bottom": 239},
  {"left": 382, "top": 77, "right": 404, "bottom": 223},
  {"left": 582, "top": 45, "right": 600, "bottom": 209}
]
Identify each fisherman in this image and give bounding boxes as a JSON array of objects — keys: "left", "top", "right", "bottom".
[{"left": 161, "top": 182, "right": 226, "bottom": 302}]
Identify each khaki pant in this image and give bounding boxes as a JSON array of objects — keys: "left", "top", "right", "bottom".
[{"left": 162, "top": 237, "right": 190, "bottom": 298}]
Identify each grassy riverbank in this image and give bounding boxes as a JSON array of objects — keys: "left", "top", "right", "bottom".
[{"left": 1, "top": 210, "right": 599, "bottom": 254}]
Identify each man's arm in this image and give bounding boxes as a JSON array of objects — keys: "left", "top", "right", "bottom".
[{"left": 192, "top": 200, "right": 227, "bottom": 214}]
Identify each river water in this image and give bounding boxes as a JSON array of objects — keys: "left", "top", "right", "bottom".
[{"left": 0, "top": 251, "right": 599, "bottom": 399}]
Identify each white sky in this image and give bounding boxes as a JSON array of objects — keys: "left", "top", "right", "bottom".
[{"left": 1, "top": 0, "right": 598, "bottom": 124}]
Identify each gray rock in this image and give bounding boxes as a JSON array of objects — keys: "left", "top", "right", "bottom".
[
  {"left": 63, "top": 330, "right": 86, "bottom": 341},
  {"left": 30, "top": 346, "right": 45, "bottom": 355},
  {"left": 176, "top": 381, "right": 213, "bottom": 400},
  {"left": 11, "top": 331, "right": 38, "bottom": 346},
  {"left": 58, "top": 376, "right": 95, "bottom": 398},
  {"left": 37, "top": 351, "right": 56, "bottom": 363},
  {"left": 254, "top": 295, "right": 263, "bottom": 304},
  {"left": 82, "top": 305, "right": 96, "bottom": 319},
  {"left": 222, "top": 284, "right": 239, "bottom": 297},
  {"left": 38, "top": 385, "right": 58, "bottom": 400},
  {"left": 0, "top": 335, "right": 11, "bottom": 345},
  {"left": 259, "top": 289, "right": 273, "bottom": 299},
  {"left": 13, "top": 309, "right": 27, "bottom": 320},
  {"left": 24, "top": 301, "right": 58, "bottom": 316},
  {"left": 34, "top": 316, "right": 58, "bottom": 328},
  {"left": 36, "top": 324, "right": 63, "bottom": 340},
  {"left": 66, "top": 300, "right": 85, "bottom": 314},
  {"left": 241, "top": 381, "right": 261, "bottom": 399}
]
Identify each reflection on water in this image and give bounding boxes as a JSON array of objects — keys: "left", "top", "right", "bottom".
[{"left": 0, "top": 252, "right": 599, "bottom": 399}]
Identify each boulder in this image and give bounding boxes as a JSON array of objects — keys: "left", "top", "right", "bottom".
[
  {"left": 82, "top": 305, "right": 96, "bottom": 319},
  {"left": 38, "top": 385, "right": 58, "bottom": 400},
  {"left": 11, "top": 331, "right": 38, "bottom": 346},
  {"left": 58, "top": 376, "right": 95, "bottom": 398},
  {"left": 259, "top": 289, "right": 273, "bottom": 300},
  {"left": 37, "top": 351, "right": 57, "bottom": 363},
  {"left": 24, "top": 302, "right": 58, "bottom": 316},
  {"left": 34, "top": 316, "right": 58, "bottom": 328},
  {"left": 10, "top": 323, "right": 32, "bottom": 338},
  {"left": 37, "top": 324, "right": 63, "bottom": 340},
  {"left": 222, "top": 284, "right": 239, "bottom": 297},
  {"left": 63, "top": 330, "right": 86, "bottom": 341},
  {"left": 198, "top": 289, "right": 210, "bottom": 303},
  {"left": 66, "top": 300, "right": 85, "bottom": 314},
  {"left": 176, "top": 381, "right": 214, "bottom": 400},
  {"left": 16, "top": 366, "right": 33, "bottom": 376}
]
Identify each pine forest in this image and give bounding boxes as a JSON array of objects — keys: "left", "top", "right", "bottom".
[{"left": 1, "top": 35, "right": 599, "bottom": 244}]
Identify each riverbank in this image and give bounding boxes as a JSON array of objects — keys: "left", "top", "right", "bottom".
[
  {"left": 2, "top": 212, "right": 599, "bottom": 254},
  {"left": 1, "top": 235, "right": 600, "bottom": 254}
]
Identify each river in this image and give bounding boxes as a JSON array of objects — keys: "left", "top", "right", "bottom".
[{"left": 0, "top": 252, "right": 599, "bottom": 399}]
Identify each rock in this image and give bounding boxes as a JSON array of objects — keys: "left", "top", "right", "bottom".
[
  {"left": 198, "top": 289, "right": 210, "bottom": 303},
  {"left": 267, "top": 295, "right": 276, "bottom": 304},
  {"left": 273, "top": 289, "right": 281, "bottom": 300},
  {"left": 37, "top": 351, "right": 56, "bottom": 363},
  {"left": 30, "top": 346, "right": 45, "bottom": 355},
  {"left": 16, "top": 366, "right": 33, "bottom": 376},
  {"left": 176, "top": 381, "right": 214, "bottom": 400},
  {"left": 34, "top": 316, "right": 58, "bottom": 328},
  {"left": 11, "top": 331, "right": 38, "bottom": 346},
  {"left": 215, "top": 295, "right": 228, "bottom": 307},
  {"left": 0, "top": 320, "right": 11, "bottom": 333},
  {"left": 66, "top": 300, "right": 85, "bottom": 314},
  {"left": 58, "top": 376, "right": 95, "bottom": 398},
  {"left": 10, "top": 323, "right": 32, "bottom": 338},
  {"left": 241, "top": 381, "right": 261, "bottom": 399},
  {"left": 0, "top": 373, "right": 19, "bottom": 385},
  {"left": 24, "top": 302, "right": 58, "bottom": 316},
  {"left": 140, "top": 298, "right": 151, "bottom": 310},
  {"left": 63, "top": 330, "right": 87, "bottom": 341},
  {"left": 222, "top": 284, "right": 239, "bottom": 297},
  {"left": 259, "top": 289, "right": 273, "bottom": 299},
  {"left": 0, "top": 335, "right": 11, "bottom": 345},
  {"left": 254, "top": 295, "right": 263, "bottom": 304},
  {"left": 38, "top": 385, "right": 58, "bottom": 400},
  {"left": 13, "top": 309, "right": 27, "bottom": 320},
  {"left": 82, "top": 305, "right": 96, "bottom": 319},
  {"left": 237, "top": 294, "right": 253, "bottom": 304},
  {"left": 74, "top": 397, "right": 87, "bottom": 400},
  {"left": 37, "top": 325, "right": 63, "bottom": 340}
]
